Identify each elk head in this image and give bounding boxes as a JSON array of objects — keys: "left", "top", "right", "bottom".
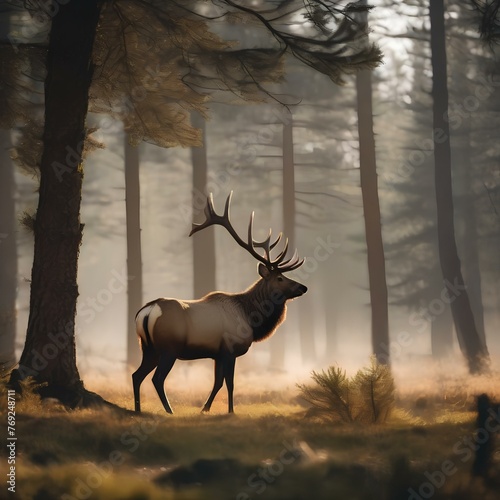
[
  {"left": 189, "top": 192, "right": 307, "bottom": 298},
  {"left": 256, "top": 263, "right": 307, "bottom": 300}
]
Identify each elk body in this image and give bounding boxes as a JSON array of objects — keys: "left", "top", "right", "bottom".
[{"left": 132, "top": 193, "right": 307, "bottom": 414}]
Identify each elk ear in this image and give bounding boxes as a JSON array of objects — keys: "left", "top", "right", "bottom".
[{"left": 258, "top": 263, "right": 270, "bottom": 279}]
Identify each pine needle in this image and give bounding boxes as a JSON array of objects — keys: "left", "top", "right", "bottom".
[{"left": 297, "top": 357, "right": 395, "bottom": 424}]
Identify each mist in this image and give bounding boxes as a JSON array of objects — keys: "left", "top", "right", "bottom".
[{"left": 1, "top": 2, "right": 500, "bottom": 498}]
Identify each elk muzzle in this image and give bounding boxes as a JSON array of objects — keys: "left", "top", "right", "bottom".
[{"left": 291, "top": 283, "right": 307, "bottom": 298}]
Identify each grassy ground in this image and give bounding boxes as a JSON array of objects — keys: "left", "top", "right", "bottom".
[{"left": 2, "top": 374, "right": 500, "bottom": 500}]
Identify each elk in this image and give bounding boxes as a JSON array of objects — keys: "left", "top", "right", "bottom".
[{"left": 132, "top": 192, "right": 307, "bottom": 414}]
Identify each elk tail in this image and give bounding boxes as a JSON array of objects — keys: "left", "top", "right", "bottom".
[
  {"left": 135, "top": 304, "right": 154, "bottom": 350},
  {"left": 142, "top": 314, "right": 153, "bottom": 348}
]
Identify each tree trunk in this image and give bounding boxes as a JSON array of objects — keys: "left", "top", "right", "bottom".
[
  {"left": 270, "top": 107, "right": 294, "bottom": 369},
  {"left": 461, "top": 200, "right": 487, "bottom": 348},
  {"left": 454, "top": 122, "right": 487, "bottom": 349},
  {"left": 429, "top": 0, "right": 489, "bottom": 373},
  {"left": 283, "top": 109, "right": 317, "bottom": 365},
  {"left": 322, "top": 270, "right": 338, "bottom": 361},
  {"left": 430, "top": 290, "right": 453, "bottom": 358},
  {"left": 0, "top": 130, "right": 17, "bottom": 376},
  {"left": 356, "top": 67, "right": 390, "bottom": 365},
  {"left": 298, "top": 295, "right": 316, "bottom": 364},
  {"left": 0, "top": 0, "right": 17, "bottom": 378},
  {"left": 191, "top": 112, "right": 216, "bottom": 298},
  {"left": 10, "top": 1, "right": 102, "bottom": 405},
  {"left": 125, "top": 136, "right": 143, "bottom": 370},
  {"left": 282, "top": 108, "right": 295, "bottom": 250}
]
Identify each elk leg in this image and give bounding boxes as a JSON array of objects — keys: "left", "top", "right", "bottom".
[
  {"left": 152, "top": 353, "right": 176, "bottom": 414},
  {"left": 202, "top": 359, "right": 224, "bottom": 413},
  {"left": 223, "top": 357, "right": 236, "bottom": 413},
  {"left": 132, "top": 344, "right": 158, "bottom": 412}
]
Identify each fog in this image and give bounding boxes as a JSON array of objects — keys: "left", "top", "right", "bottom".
[{"left": 3, "top": 1, "right": 500, "bottom": 398}]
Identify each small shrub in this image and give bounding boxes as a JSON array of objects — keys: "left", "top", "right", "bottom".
[
  {"left": 297, "top": 357, "right": 395, "bottom": 424},
  {"left": 0, "top": 377, "right": 48, "bottom": 413}
]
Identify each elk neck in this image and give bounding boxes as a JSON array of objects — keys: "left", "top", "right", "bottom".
[{"left": 235, "top": 278, "right": 287, "bottom": 343}]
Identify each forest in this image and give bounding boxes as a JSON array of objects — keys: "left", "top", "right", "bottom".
[{"left": 0, "top": 1, "right": 499, "bottom": 499}]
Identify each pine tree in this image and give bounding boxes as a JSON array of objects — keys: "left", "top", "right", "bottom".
[
  {"left": 430, "top": 0, "right": 489, "bottom": 373},
  {"left": 297, "top": 357, "right": 395, "bottom": 423}
]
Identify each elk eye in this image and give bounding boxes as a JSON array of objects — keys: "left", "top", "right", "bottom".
[{"left": 277, "top": 276, "right": 283, "bottom": 281}]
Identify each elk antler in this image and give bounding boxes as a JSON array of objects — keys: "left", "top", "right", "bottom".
[{"left": 189, "top": 192, "right": 304, "bottom": 272}]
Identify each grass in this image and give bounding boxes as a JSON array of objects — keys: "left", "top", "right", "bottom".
[{"left": 2, "top": 371, "right": 500, "bottom": 500}]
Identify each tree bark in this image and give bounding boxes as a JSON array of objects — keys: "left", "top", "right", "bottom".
[
  {"left": 125, "top": 136, "right": 143, "bottom": 370},
  {"left": 356, "top": 67, "right": 390, "bottom": 365},
  {"left": 429, "top": 0, "right": 489, "bottom": 373},
  {"left": 0, "top": 0, "right": 17, "bottom": 378},
  {"left": 282, "top": 108, "right": 295, "bottom": 251},
  {"left": 454, "top": 122, "right": 487, "bottom": 349},
  {"left": 270, "top": 107, "right": 295, "bottom": 369},
  {"left": 298, "top": 295, "right": 316, "bottom": 363},
  {"left": 0, "top": 130, "right": 17, "bottom": 376},
  {"left": 191, "top": 112, "right": 216, "bottom": 298},
  {"left": 283, "top": 109, "right": 317, "bottom": 365},
  {"left": 10, "top": 0, "right": 102, "bottom": 405},
  {"left": 430, "top": 291, "right": 453, "bottom": 358}
]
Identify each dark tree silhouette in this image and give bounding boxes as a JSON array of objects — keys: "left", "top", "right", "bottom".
[
  {"left": 0, "top": 8, "right": 42, "bottom": 378},
  {"left": 454, "top": 120, "right": 487, "bottom": 350},
  {"left": 383, "top": 33, "right": 454, "bottom": 360},
  {"left": 269, "top": 106, "right": 317, "bottom": 367},
  {"left": 124, "top": 137, "right": 143, "bottom": 370},
  {"left": 0, "top": 131, "right": 17, "bottom": 376},
  {"left": 430, "top": 0, "right": 489, "bottom": 373},
  {"left": 356, "top": 68, "right": 389, "bottom": 365},
  {"left": 191, "top": 112, "right": 216, "bottom": 299},
  {"left": 0, "top": 10, "right": 17, "bottom": 373},
  {"left": 472, "top": 0, "right": 500, "bottom": 42},
  {"left": 10, "top": 1, "right": 102, "bottom": 404},
  {"left": 355, "top": 1, "right": 389, "bottom": 365},
  {"left": 281, "top": 110, "right": 316, "bottom": 365}
]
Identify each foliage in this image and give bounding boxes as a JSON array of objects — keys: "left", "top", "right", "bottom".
[
  {"left": 353, "top": 358, "right": 395, "bottom": 423},
  {"left": 472, "top": 0, "right": 500, "bottom": 43},
  {"left": 0, "top": 1, "right": 383, "bottom": 166},
  {"left": 297, "top": 357, "right": 395, "bottom": 423},
  {"left": 10, "top": 391, "right": 497, "bottom": 500},
  {"left": 0, "top": 377, "right": 46, "bottom": 413}
]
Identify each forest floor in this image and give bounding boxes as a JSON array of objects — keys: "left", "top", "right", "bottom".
[{"left": 2, "top": 370, "right": 500, "bottom": 500}]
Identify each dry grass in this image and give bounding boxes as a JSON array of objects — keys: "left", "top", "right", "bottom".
[{"left": 2, "top": 363, "right": 500, "bottom": 500}]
